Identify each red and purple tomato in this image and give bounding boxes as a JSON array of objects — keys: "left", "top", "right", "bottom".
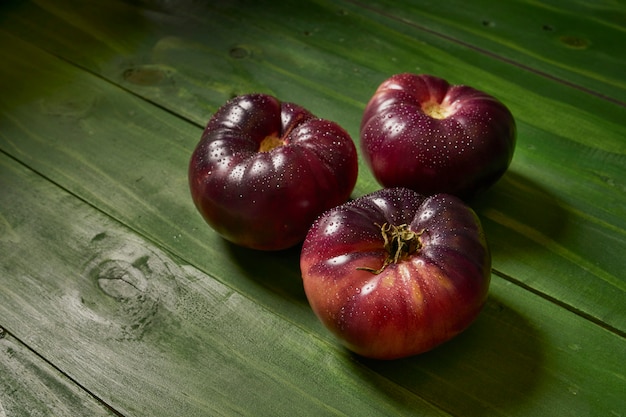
[
  {"left": 300, "top": 187, "right": 491, "bottom": 359},
  {"left": 360, "top": 73, "right": 516, "bottom": 199},
  {"left": 189, "top": 93, "right": 358, "bottom": 250}
]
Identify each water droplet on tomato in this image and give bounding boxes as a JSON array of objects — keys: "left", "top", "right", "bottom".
[{"left": 420, "top": 210, "right": 434, "bottom": 221}]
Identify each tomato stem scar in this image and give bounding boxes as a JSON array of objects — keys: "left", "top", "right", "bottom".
[{"left": 258, "top": 134, "right": 284, "bottom": 152}]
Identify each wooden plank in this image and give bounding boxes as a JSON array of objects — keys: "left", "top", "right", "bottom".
[
  {"left": 0, "top": 329, "right": 116, "bottom": 417},
  {"left": 0, "top": 155, "right": 450, "bottom": 416},
  {"left": 0, "top": 27, "right": 323, "bottom": 336},
  {"left": 0, "top": 6, "right": 624, "bottom": 417},
  {"left": 1, "top": 147, "right": 624, "bottom": 416},
  {"left": 1, "top": 0, "right": 624, "bottom": 334},
  {"left": 348, "top": 0, "right": 626, "bottom": 105}
]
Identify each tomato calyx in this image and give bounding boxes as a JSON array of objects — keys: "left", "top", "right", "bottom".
[{"left": 358, "top": 223, "right": 425, "bottom": 274}]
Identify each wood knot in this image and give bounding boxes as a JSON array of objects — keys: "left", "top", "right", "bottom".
[
  {"left": 80, "top": 234, "right": 180, "bottom": 341},
  {"left": 123, "top": 66, "right": 170, "bottom": 86},
  {"left": 96, "top": 257, "right": 150, "bottom": 300},
  {"left": 559, "top": 35, "right": 590, "bottom": 49}
]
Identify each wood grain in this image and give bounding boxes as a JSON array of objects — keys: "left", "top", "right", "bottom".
[
  {"left": 1, "top": 141, "right": 624, "bottom": 416},
  {"left": 0, "top": 154, "right": 450, "bottom": 416},
  {"left": 349, "top": 0, "right": 626, "bottom": 105},
  {"left": 1, "top": 0, "right": 624, "bottom": 333},
  {"left": 0, "top": 330, "right": 116, "bottom": 417},
  {"left": 0, "top": 0, "right": 625, "bottom": 415}
]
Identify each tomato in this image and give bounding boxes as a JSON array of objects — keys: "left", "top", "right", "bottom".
[
  {"left": 360, "top": 73, "right": 516, "bottom": 199},
  {"left": 189, "top": 93, "right": 358, "bottom": 250},
  {"left": 300, "top": 187, "right": 491, "bottom": 359}
]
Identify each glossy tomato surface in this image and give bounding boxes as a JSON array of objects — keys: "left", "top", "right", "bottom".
[
  {"left": 189, "top": 94, "right": 358, "bottom": 250},
  {"left": 360, "top": 73, "right": 516, "bottom": 199},
  {"left": 300, "top": 187, "right": 491, "bottom": 359}
]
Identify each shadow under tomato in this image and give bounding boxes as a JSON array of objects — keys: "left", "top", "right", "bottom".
[
  {"left": 224, "top": 240, "right": 309, "bottom": 304},
  {"left": 469, "top": 169, "right": 568, "bottom": 260},
  {"left": 351, "top": 294, "right": 544, "bottom": 416}
]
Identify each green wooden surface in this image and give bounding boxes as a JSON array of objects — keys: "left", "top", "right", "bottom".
[
  {"left": 1, "top": 151, "right": 624, "bottom": 416},
  {"left": 350, "top": 0, "right": 626, "bottom": 105},
  {"left": 0, "top": 154, "right": 450, "bottom": 416},
  {"left": 2, "top": 0, "right": 625, "bottom": 332},
  {"left": 0, "top": 330, "right": 117, "bottom": 417},
  {"left": 0, "top": 0, "right": 625, "bottom": 415}
]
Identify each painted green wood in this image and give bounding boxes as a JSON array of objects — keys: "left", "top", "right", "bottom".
[
  {"left": 0, "top": 329, "right": 116, "bottom": 417},
  {"left": 1, "top": 0, "right": 624, "bottom": 335},
  {"left": 1, "top": 144, "right": 624, "bottom": 416},
  {"left": 0, "top": 155, "right": 450, "bottom": 417},
  {"left": 0, "top": 1, "right": 625, "bottom": 415},
  {"left": 349, "top": 0, "right": 626, "bottom": 105}
]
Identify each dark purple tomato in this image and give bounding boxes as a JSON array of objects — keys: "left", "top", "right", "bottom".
[
  {"left": 360, "top": 73, "right": 516, "bottom": 199},
  {"left": 300, "top": 187, "right": 491, "bottom": 359},
  {"left": 189, "top": 93, "right": 358, "bottom": 250}
]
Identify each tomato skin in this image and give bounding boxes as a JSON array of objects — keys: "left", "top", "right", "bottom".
[
  {"left": 360, "top": 73, "right": 516, "bottom": 199},
  {"left": 300, "top": 187, "right": 491, "bottom": 359},
  {"left": 189, "top": 94, "right": 358, "bottom": 250}
]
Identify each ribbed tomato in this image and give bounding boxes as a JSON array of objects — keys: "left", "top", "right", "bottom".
[
  {"left": 189, "top": 94, "right": 358, "bottom": 250},
  {"left": 360, "top": 73, "right": 516, "bottom": 199},
  {"left": 300, "top": 187, "right": 491, "bottom": 359}
]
